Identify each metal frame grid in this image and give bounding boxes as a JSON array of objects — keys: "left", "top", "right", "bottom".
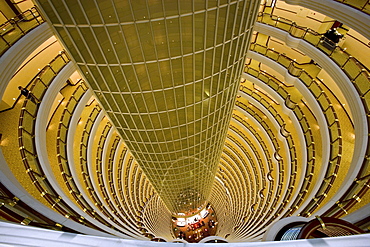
[{"left": 35, "top": 0, "right": 260, "bottom": 215}]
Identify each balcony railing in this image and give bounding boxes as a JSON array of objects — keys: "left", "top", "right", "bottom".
[
  {"left": 334, "top": 0, "right": 370, "bottom": 14},
  {"left": 232, "top": 102, "right": 294, "bottom": 232},
  {"left": 17, "top": 52, "right": 99, "bottom": 230},
  {"left": 244, "top": 58, "right": 344, "bottom": 218},
  {"left": 256, "top": 13, "right": 370, "bottom": 84},
  {"left": 257, "top": 11, "right": 370, "bottom": 218},
  {"left": 0, "top": 7, "right": 44, "bottom": 57},
  {"left": 56, "top": 82, "right": 102, "bottom": 220},
  {"left": 239, "top": 81, "right": 316, "bottom": 219},
  {"left": 240, "top": 68, "right": 316, "bottom": 232}
]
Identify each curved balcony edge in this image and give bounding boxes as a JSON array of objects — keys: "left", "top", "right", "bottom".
[
  {"left": 0, "top": 23, "right": 52, "bottom": 102},
  {"left": 282, "top": 0, "right": 370, "bottom": 40},
  {"left": 1, "top": 220, "right": 370, "bottom": 247},
  {"left": 253, "top": 24, "right": 368, "bottom": 206}
]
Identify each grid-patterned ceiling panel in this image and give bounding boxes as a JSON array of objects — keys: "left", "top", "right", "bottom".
[{"left": 36, "top": 0, "right": 260, "bottom": 215}]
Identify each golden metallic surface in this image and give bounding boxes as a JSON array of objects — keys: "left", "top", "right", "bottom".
[{"left": 35, "top": 0, "right": 260, "bottom": 215}]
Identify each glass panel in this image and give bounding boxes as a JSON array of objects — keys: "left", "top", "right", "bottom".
[
  {"left": 0, "top": 36, "right": 8, "bottom": 55},
  {"left": 24, "top": 100, "right": 38, "bottom": 116},
  {"left": 300, "top": 119, "right": 309, "bottom": 132},
  {"left": 51, "top": 55, "right": 67, "bottom": 73},
  {"left": 277, "top": 87, "right": 288, "bottom": 98},
  {"left": 255, "top": 44, "right": 267, "bottom": 54},
  {"left": 294, "top": 108, "right": 303, "bottom": 120},
  {"left": 299, "top": 72, "right": 312, "bottom": 87},
  {"left": 318, "top": 94, "right": 330, "bottom": 111},
  {"left": 330, "top": 123, "right": 341, "bottom": 141},
  {"left": 277, "top": 55, "right": 290, "bottom": 68},
  {"left": 31, "top": 80, "right": 46, "bottom": 100},
  {"left": 58, "top": 144, "right": 67, "bottom": 159},
  {"left": 39, "top": 68, "right": 55, "bottom": 85},
  {"left": 291, "top": 26, "right": 306, "bottom": 38},
  {"left": 248, "top": 68, "right": 259, "bottom": 77},
  {"left": 330, "top": 138, "right": 341, "bottom": 157},
  {"left": 25, "top": 152, "right": 39, "bottom": 171},
  {"left": 59, "top": 126, "right": 67, "bottom": 140},
  {"left": 362, "top": 92, "right": 370, "bottom": 112},
  {"left": 259, "top": 73, "right": 270, "bottom": 83},
  {"left": 343, "top": 58, "right": 362, "bottom": 80},
  {"left": 67, "top": 99, "right": 77, "bottom": 113},
  {"left": 325, "top": 107, "right": 337, "bottom": 126},
  {"left": 276, "top": 19, "right": 291, "bottom": 32},
  {"left": 73, "top": 86, "right": 85, "bottom": 100},
  {"left": 268, "top": 79, "right": 279, "bottom": 91},
  {"left": 62, "top": 112, "right": 71, "bottom": 126},
  {"left": 305, "top": 130, "right": 314, "bottom": 144},
  {"left": 309, "top": 82, "right": 321, "bottom": 98},
  {"left": 21, "top": 112, "right": 34, "bottom": 134},
  {"left": 331, "top": 49, "right": 349, "bottom": 67},
  {"left": 304, "top": 30, "right": 320, "bottom": 46},
  {"left": 21, "top": 131, "right": 35, "bottom": 154},
  {"left": 1, "top": 22, "right": 23, "bottom": 46},
  {"left": 262, "top": 14, "right": 276, "bottom": 26},
  {"left": 354, "top": 72, "right": 370, "bottom": 96},
  {"left": 266, "top": 49, "right": 279, "bottom": 61}
]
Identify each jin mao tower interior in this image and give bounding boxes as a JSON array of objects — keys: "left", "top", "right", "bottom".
[{"left": 0, "top": 0, "right": 369, "bottom": 245}]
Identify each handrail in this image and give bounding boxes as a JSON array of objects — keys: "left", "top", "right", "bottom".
[
  {"left": 0, "top": 182, "right": 73, "bottom": 232},
  {"left": 56, "top": 83, "right": 100, "bottom": 219},
  {"left": 119, "top": 156, "right": 139, "bottom": 221},
  {"left": 249, "top": 41, "right": 354, "bottom": 123},
  {"left": 95, "top": 127, "right": 142, "bottom": 235},
  {"left": 244, "top": 61, "right": 343, "bottom": 218},
  {"left": 257, "top": 10, "right": 370, "bottom": 217},
  {"left": 222, "top": 139, "right": 257, "bottom": 227},
  {"left": 239, "top": 70, "right": 316, "bottom": 232},
  {"left": 79, "top": 109, "right": 145, "bottom": 236},
  {"left": 257, "top": 12, "right": 370, "bottom": 81},
  {"left": 333, "top": 0, "right": 370, "bottom": 14},
  {"left": 233, "top": 102, "right": 295, "bottom": 224},
  {"left": 238, "top": 82, "right": 316, "bottom": 219},
  {"left": 0, "top": 6, "right": 44, "bottom": 57},
  {"left": 17, "top": 52, "right": 99, "bottom": 229},
  {"left": 229, "top": 117, "right": 279, "bottom": 234},
  {"left": 56, "top": 85, "right": 143, "bottom": 237},
  {"left": 221, "top": 142, "right": 254, "bottom": 221},
  {"left": 106, "top": 137, "right": 141, "bottom": 229}
]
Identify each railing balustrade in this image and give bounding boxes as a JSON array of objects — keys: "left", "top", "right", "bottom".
[
  {"left": 232, "top": 106, "right": 292, "bottom": 231},
  {"left": 244, "top": 60, "right": 343, "bottom": 217},
  {"left": 0, "top": 7, "right": 44, "bottom": 56},
  {"left": 18, "top": 52, "right": 99, "bottom": 230},
  {"left": 257, "top": 10, "right": 370, "bottom": 216},
  {"left": 257, "top": 12, "right": 370, "bottom": 84},
  {"left": 55, "top": 82, "right": 108, "bottom": 223},
  {"left": 334, "top": 0, "right": 370, "bottom": 14},
  {"left": 238, "top": 83, "right": 315, "bottom": 219}
]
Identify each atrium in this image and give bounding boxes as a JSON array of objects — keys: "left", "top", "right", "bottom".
[{"left": 0, "top": 0, "right": 369, "bottom": 245}]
